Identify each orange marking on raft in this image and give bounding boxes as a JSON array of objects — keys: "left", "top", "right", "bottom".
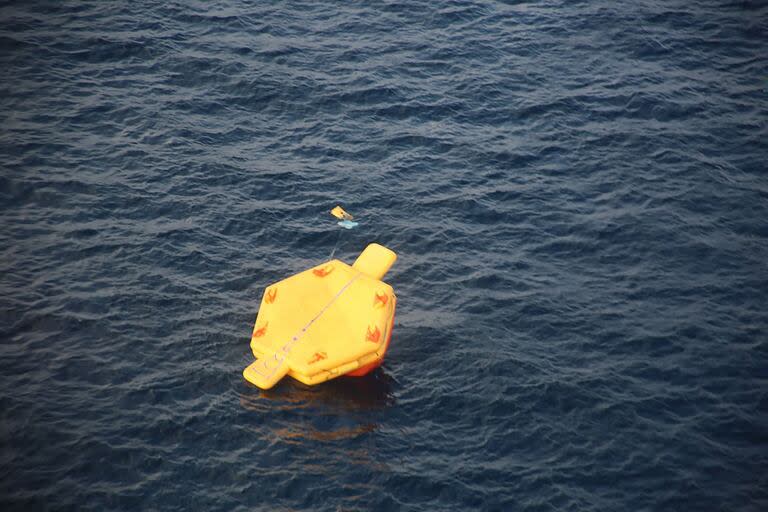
[
  {"left": 366, "top": 325, "right": 381, "bottom": 343},
  {"left": 253, "top": 322, "right": 268, "bottom": 338},
  {"left": 308, "top": 352, "right": 327, "bottom": 365},
  {"left": 348, "top": 297, "right": 397, "bottom": 377},
  {"left": 265, "top": 288, "right": 277, "bottom": 304},
  {"left": 373, "top": 292, "right": 388, "bottom": 308},
  {"left": 312, "top": 265, "right": 334, "bottom": 277}
]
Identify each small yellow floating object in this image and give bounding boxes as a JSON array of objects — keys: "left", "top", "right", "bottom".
[
  {"left": 243, "top": 243, "right": 398, "bottom": 390},
  {"left": 330, "top": 205, "right": 353, "bottom": 220}
]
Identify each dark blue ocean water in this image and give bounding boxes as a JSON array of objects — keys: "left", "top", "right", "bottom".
[{"left": 1, "top": 1, "right": 767, "bottom": 510}]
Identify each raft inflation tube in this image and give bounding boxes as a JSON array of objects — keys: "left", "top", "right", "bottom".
[{"left": 243, "top": 243, "right": 397, "bottom": 390}]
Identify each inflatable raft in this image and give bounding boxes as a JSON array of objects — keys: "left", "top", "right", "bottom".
[{"left": 243, "top": 243, "right": 397, "bottom": 390}]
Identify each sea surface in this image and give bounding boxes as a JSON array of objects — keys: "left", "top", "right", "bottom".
[{"left": 1, "top": 1, "right": 766, "bottom": 510}]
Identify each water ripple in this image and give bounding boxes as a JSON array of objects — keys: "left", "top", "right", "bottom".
[{"left": 1, "top": 0, "right": 767, "bottom": 511}]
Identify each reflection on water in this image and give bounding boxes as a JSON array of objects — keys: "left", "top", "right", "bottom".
[
  {"left": 271, "top": 423, "right": 376, "bottom": 443},
  {"left": 240, "top": 368, "right": 396, "bottom": 413},
  {"left": 238, "top": 368, "right": 396, "bottom": 444}
]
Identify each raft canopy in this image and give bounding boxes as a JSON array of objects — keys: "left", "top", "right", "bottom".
[{"left": 244, "top": 243, "right": 398, "bottom": 390}]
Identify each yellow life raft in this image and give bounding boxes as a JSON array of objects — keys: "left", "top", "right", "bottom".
[{"left": 243, "top": 243, "right": 397, "bottom": 390}]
